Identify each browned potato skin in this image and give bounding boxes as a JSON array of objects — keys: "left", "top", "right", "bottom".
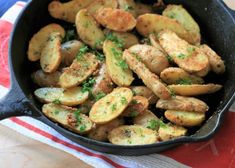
[
  {"left": 129, "top": 44, "right": 169, "bottom": 75},
  {"left": 95, "top": 8, "right": 137, "bottom": 32},
  {"left": 123, "top": 50, "right": 171, "bottom": 99},
  {"left": 130, "top": 86, "right": 158, "bottom": 104},
  {"left": 156, "top": 95, "right": 209, "bottom": 113}
]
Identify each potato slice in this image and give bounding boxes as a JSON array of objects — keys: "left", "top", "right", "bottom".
[
  {"left": 158, "top": 30, "right": 209, "bottom": 73},
  {"left": 103, "top": 40, "right": 134, "bottom": 86},
  {"left": 165, "top": 110, "right": 205, "bottom": 127},
  {"left": 27, "top": 24, "right": 65, "bottom": 61},
  {"left": 156, "top": 95, "right": 209, "bottom": 113},
  {"left": 135, "top": 2, "right": 153, "bottom": 16},
  {"left": 129, "top": 44, "right": 169, "bottom": 75},
  {"left": 130, "top": 86, "right": 158, "bottom": 104},
  {"left": 117, "top": 0, "right": 137, "bottom": 17},
  {"left": 42, "top": 103, "right": 93, "bottom": 134},
  {"left": 194, "top": 64, "right": 210, "bottom": 77},
  {"left": 89, "top": 87, "right": 133, "bottom": 124},
  {"left": 163, "top": 4, "right": 201, "bottom": 45},
  {"left": 40, "top": 32, "right": 62, "bottom": 73},
  {"left": 95, "top": 8, "right": 137, "bottom": 32},
  {"left": 121, "top": 96, "right": 149, "bottom": 117},
  {"left": 160, "top": 67, "right": 204, "bottom": 85},
  {"left": 31, "top": 70, "right": 61, "bottom": 87},
  {"left": 34, "top": 87, "right": 89, "bottom": 106},
  {"left": 149, "top": 34, "right": 168, "bottom": 55},
  {"left": 136, "top": 14, "right": 195, "bottom": 44},
  {"left": 123, "top": 50, "right": 171, "bottom": 99},
  {"left": 103, "top": 29, "right": 139, "bottom": 48},
  {"left": 108, "top": 125, "right": 158, "bottom": 145},
  {"left": 76, "top": 9, "right": 105, "bottom": 49},
  {"left": 158, "top": 123, "right": 187, "bottom": 141},
  {"left": 168, "top": 84, "right": 222, "bottom": 96},
  {"left": 59, "top": 53, "right": 99, "bottom": 88},
  {"left": 61, "top": 40, "right": 84, "bottom": 66},
  {"left": 48, "top": 0, "right": 93, "bottom": 23},
  {"left": 200, "top": 44, "right": 225, "bottom": 74},
  {"left": 88, "top": 118, "right": 124, "bottom": 141}
]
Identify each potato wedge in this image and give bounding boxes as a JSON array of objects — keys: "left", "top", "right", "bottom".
[
  {"left": 160, "top": 67, "right": 204, "bottom": 85},
  {"left": 61, "top": 40, "right": 84, "bottom": 66},
  {"left": 88, "top": 118, "right": 124, "bottom": 141},
  {"left": 121, "top": 96, "right": 149, "bottom": 117},
  {"left": 31, "top": 70, "right": 61, "bottom": 87},
  {"left": 135, "top": 2, "right": 153, "bottom": 16},
  {"left": 123, "top": 50, "right": 171, "bottom": 99},
  {"left": 193, "top": 64, "right": 210, "bottom": 77},
  {"left": 95, "top": 8, "right": 137, "bottom": 32},
  {"left": 156, "top": 95, "right": 209, "bottom": 113},
  {"left": 158, "top": 123, "right": 187, "bottom": 141},
  {"left": 117, "top": 0, "right": 137, "bottom": 17},
  {"left": 76, "top": 9, "right": 105, "bottom": 49},
  {"left": 130, "top": 86, "right": 158, "bottom": 104},
  {"left": 40, "top": 32, "right": 62, "bottom": 73},
  {"left": 48, "top": 0, "right": 93, "bottom": 23},
  {"left": 149, "top": 34, "right": 168, "bottom": 55},
  {"left": 136, "top": 14, "right": 195, "bottom": 44},
  {"left": 59, "top": 53, "right": 99, "bottom": 88},
  {"left": 158, "top": 30, "right": 209, "bottom": 73},
  {"left": 27, "top": 24, "right": 65, "bottom": 61},
  {"left": 165, "top": 110, "right": 205, "bottom": 127},
  {"left": 200, "top": 44, "right": 225, "bottom": 74},
  {"left": 34, "top": 87, "right": 89, "bottom": 106},
  {"left": 42, "top": 103, "right": 93, "bottom": 134},
  {"left": 168, "top": 84, "right": 222, "bottom": 96},
  {"left": 89, "top": 87, "right": 133, "bottom": 124},
  {"left": 129, "top": 44, "right": 169, "bottom": 75},
  {"left": 163, "top": 5, "right": 201, "bottom": 45},
  {"left": 103, "top": 40, "right": 134, "bottom": 86},
  {"left": 108, "top": 125, "right": 158, "bottom": 145}
]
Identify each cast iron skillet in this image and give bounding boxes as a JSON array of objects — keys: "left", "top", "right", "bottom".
[{"left": 0, "top": 0, "right": 234, "bottom": 155}]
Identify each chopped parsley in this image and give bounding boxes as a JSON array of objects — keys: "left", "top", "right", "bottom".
[
  {"left": 93, "top": 50, "right": 105, "bottom": 61},
  {"left": 74, "top": 109, "right": 82, "bottom": 125},
  {"left": 131, "top": 99, "right": 138, "bottom": 105},
  {"left": 177, "top": 78, "right": 192, "bottom": 85},
  {"left": 177, "top": 53, "right": 187, "bottom": 59},
  {"left": 131, "top": 52, "right": 142, "bottom": 61},
  {"left": 187, "top": 47, "right": 196, "bottom": 53},
  {"left": 52, "top": 99, "right": 61, "bottom": 104},
  {"left": 124, "top": 5, "right": 134, "bottom": 11},
  {"left": 118, "top": 60, "right": 128, "bottom": 69},
  {"left": 147, "top": 119, "right": 166, "bottom": 130},
  {"left": 81, "top": 77, "right": 96, "bottom": 93},
  {"left": 63, "top": 29, "right": 76, "bottom": 42},
  {"left": 168, "top": 88, "right": 176, "bottom": 97},
  {"left": 94, "top": 92, "right": 106, "bottom": 101},
  {"left": 167, "top": 55, "right": 173, "bottom": 62},
  {"left": 111, "top": 103, "right": 117, "bottom": 111},
  {"left": 168, "top": 13, "right": 176, "bottom": 19},
  {"left": 77, "top": 45, "right": 89, "bottom": 60},
  {"left": 111, "top": 47, "right": 122, "bottom": 59},
  {"left": 93, "top": 39, "right": 104, "bottom": 49},
  {"left": 130, "top": 111, "right": 138, "bottom": 117},
  {"left": 121, "top": 97, "right": 128, "bottom": 105},
  {"left": 54, "top": 110, "right": 60, "bottom": 115},
  {"left": 106, "top": 32, "right": 124, "bottom": 48},
  {"left": 79, "top": 125, "right": 86, "bottom": 132}
]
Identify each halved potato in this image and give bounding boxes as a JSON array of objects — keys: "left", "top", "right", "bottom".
[
  {"left": 108, "top": 125, "right": 158, "bottom": 145},
  {"left": 193, "top": 64, "right": 210, "bottom": 77},
  {"left": 89, "top": 87, "right": 133, "bottom": 124},
  {"left": 156, "top": 95, "right": 209, "bottom": 113},
  {"left": 160, "top": 67, "right": 204, "bottom": 85},
  {"left": 31, "top": 70, "right": 61, "bottom": 87},
  {"left": 129, "top": 44, "right": 169, "bottom": 75},
  {"left": 42, "top": 103, "right": 93, "bottom": 134},
  {"left": 88, "top": 118, "right": 124, "bottom": 141},
  {"left": 130, "top": 86, "right": 158, "bottom": 104},
  {"left": 123, "top": 50, "right": 171, "bottom": 99},
  {"left": 59, "top": 53, "right": 99, "bottom": 88},
  {"left": 149, "top": 34, "right": 168, "bottom": 55},
  {"left": 165, "top": 110, "right": 205, "bottom": 127},
  {"left": 121, "top": 96, "right": 149, "bottom": 117},
  {"left": 76, "top": 9, "right": 105, "bottom": 49},
  {"left": 200, "top": 44, "right": 225, "bottom": 74},
  {"left": 48, "top": 0, "right": 93, "bottom": 23},
  {"left": 117, "top": 0, "right": 137, "bottom": 17},
  {"left": 95, "top": 8, "right": 137, "bottom": 32},
  {"left": 28, "top": 24, "right": 65, "bottom": 61},
  {"left": 135, "top": 2, "right": 153, "bottom": 16},
  {"left": 34, "top": 87, "right": 89, "bottom": 106},
  {"left": 103, "top": 40, "right": 134, "bottom": 86},
  {"left": 158, "top": 30, "right": 209, "bottom": 73},
  {"left": 168, "top": 84, "right": 222, "bottom": 96}
]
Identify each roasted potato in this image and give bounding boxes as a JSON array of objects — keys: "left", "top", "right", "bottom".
[
  {"left": 42, "top": 103, "right": 93, "bottom": 134},
  {"left": 149, "top": 34, "right": 168, "bottom": 55},
  {"left": 129, "top": 44, "right": 169, "bottom": 75},
  {"left": 117, "top": 0, "right": 137, "bottom": 17},
  {"left": 123, "top": 50, "right": 171, "bottom": 99},
  {"left": 76, "top": 9, "right": 105, "bottom": 49},
  {"left": 156, "top": 95, "right": 209, "bottom": 113},
  {"left": 34, "top": 87, "right": 89, "bottom": 106},
  {"left": 48, "top": 0, "right": 93, "bottom": 23},
  {"left": 135, "top": 2, "right": 153, "bottom": 16},
  {"left": 108, "top": 125, "right": 158, "bottom": 145},
  {"left": 59, "top": 53, "right": 99, "bottom": 88},
  {"left": 165, "top": 110, "right": 205, "bottom": 127},
  {"left": 193, "top": 64, "right": 210, "bottom": 77},
  {"left": 95, "top": 8, "right": 137, "bottom": 32},
  {"left": 103, "top": 40, "right": 134, "bottom": 86},
  {"left": 89, "top": 87, "right": 133, "bottom": 124},
  {"left": 168, "top": 84, "right": 222, "bottom": 96},
  {"left": 130, "top": 86, "right": 158, "bottom": 104},
  {"left": 160, "top": 67, "right": 204, "bottom": 85},
  {"left": 28, "top": 24, "right": 65, "bottom": 61}
]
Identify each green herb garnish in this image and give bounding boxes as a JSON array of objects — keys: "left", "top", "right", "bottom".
[
  {"left": 94, "top": 92, "right": 106, "bottom": 101},
  {"left": 167, "top": 55, "right": 173, "bottom": 62},
  {"left": 130, "top": 111, "right": 138, "bottom": 117},
  {"left": 177, "top": 78, "right": 192, "bottom": 85},
  {"left": 131, "top": 99, "right": 138, "bottom": 105},
  {"left": 124, "top": 5, "right": 134, "bottom": 11},
  {"left": 81, "top": 77, "right": 96, "bottom": 93},
  {"left": 187, "top": 47, "right": 195, "bottom": 53},
  {"left": 63, "top": 29, "right": 76, "bottom": 42},
  {"left": 52, "top": 99, "right": 61, "bottom": 104},
  {"left": 177, "top": 53, "right": 187, "bottom": 59},
  {"left": 74, "top": 109, "right": 82, "bottom": 125},
  {"left": 121, "top": 97, "right": 128, "bottom": 105},
  {"left": 118, "top": 60, "right": 128, "bottom": 69},
  {"left": 79, "top": 125, "right": 86, "bottom": 132},
  {"left": 106, "top": 32, "right": 124, "bottom": 48},
  {"left": 54, "top": 110, "right": 60, "bottom": 115},
  {"left": 77, "top": 45, "right": 89, "bottom": 60},
  {"left": 111, "top": 103, "right": 117, "bottom": 111}
]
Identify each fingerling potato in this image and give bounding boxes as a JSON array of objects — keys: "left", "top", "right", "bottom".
[
  {"left": 130, "top": 86, "right": 158, "bottom": 104},
  {"left": 117, "top": 0, "right": 137, "bottom": 17},
  {"left": 149, "top": 34, "right": 168, "bottom": 55},
  {"left": 135, "top": 2, "right": 153, "bottom": 16}
]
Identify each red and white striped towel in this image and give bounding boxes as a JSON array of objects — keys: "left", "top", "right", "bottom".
[{"left": 0, "top": 2, "right": 235, "bottom": 168}]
